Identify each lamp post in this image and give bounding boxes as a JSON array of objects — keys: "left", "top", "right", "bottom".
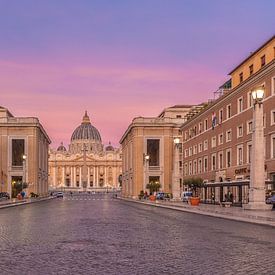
[
  {"left": 22, "top": 154, "right": 27, "bottom": 194},
  {"left": 172, "top": 137, "right": 181, "bottom": 200},
  {"left": 143, "top": 154, "right": 150, "bottom": 192},
  {"left": 245, "top": 85, "right": 271, "bottom": 210}
]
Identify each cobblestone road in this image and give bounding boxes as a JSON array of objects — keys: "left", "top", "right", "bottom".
[{"left": 0, "top": 193, "right": 275, "bottom": 275}]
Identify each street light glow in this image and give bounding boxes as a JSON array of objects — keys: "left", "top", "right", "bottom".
[
  {"left": 23, "top": 154, "right": 27, "bottom": 160},
  {"left": 252, "top": 86, "right": 264, "bottom": 102},
  {"left": 173, "top": 137, "right": 180, "bottom": 144}
]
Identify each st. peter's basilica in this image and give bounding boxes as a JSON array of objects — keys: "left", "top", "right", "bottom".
[{"left": 48, "top": 111, "right": 122, "bottom": 191}]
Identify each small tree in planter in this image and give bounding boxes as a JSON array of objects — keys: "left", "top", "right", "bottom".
[
  {"left": 146, "top": 182, "right": 161, "bottom": 195},
  {"left": 183, "top": 177, "right": 203, "bottom": 205}
]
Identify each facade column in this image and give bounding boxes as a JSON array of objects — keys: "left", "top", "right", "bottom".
[
  {"left": 93, "top": 166, "right": 96, "bottom": 187},
  {"left": 244, "top": 91, "right": 271, "bottom": 210},
  {"left": 96, "top": 166, "right": 99, "bottom": 187},
  {"left": 62, "top": 166, "right": 65, "bottom": 188},
  {"left": 79, "top": 167, "right": 82, "bottom": 188},
  {"left": 73, "top": 167, "right": 76, "bottom": 187},
  {"left": 70, "top": 166, "right": 73, "bottom": 187},
  {"left": 172, "top": 139, "right": 181, "bottom": 200},
  {"left": 88, "top": 166, "right": 90, "bottom": 186},
  {"left": 104, "top": 166, "right": 107, "bottom": 187}
]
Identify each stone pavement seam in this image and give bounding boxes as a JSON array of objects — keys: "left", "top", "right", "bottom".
[{"left": 118, "top": 197, "right": 275, "bottom": 228}]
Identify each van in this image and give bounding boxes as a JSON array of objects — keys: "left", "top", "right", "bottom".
[{"left": 181, "top": 191, "right": 192, "bottom": 202}]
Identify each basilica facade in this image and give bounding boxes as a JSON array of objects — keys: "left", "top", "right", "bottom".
[{"left": 48, "top": 112, "right": 122, "bottom": 191}]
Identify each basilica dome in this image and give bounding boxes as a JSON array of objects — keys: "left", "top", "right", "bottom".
[{"left": 71, "top": 111, "right": 102, "bottom": 142}]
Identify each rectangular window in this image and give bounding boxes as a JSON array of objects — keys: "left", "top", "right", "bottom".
[
  {"left": 203, "top": 156, "right": 208, "bottom": 172},
  {"left": 199, "top": 122, "right": 202, "bottom": 133},
  {"left": 248, "top": 91, "right": 253, "bottom": 108},
  {"left": 261, "top": 55, "right": 266, "bottom": 67},
  {"left": 189, "top": 147, "right": 192, "bottom": 156},
  {"left": 272, "top": 136, "right": 275, "bottom": 159},
  {"left": 247, "top": 143, "right": 252, "bottom": 163},
  {"left": 204, "top": 119, "right": 208, "bottom": 131},
  {"left": 272, "top": 76, "right": 275, "bottom": 95},
  {"left": 193, "top": 145, "right": 197, "bottom": 155},
  {"left": 12, "top": 139, "right": 25, "bottom": 166},
  {"left": 193, "top": 160, "right": 197, "bottom": 175},
  {"left": 237, "top": 145, "right": 243, "bottom": 165},
  {"left": 226, "top": 130, "right": 232, "bottom": 142},
  {"left": 219, "top": 109, "right": 223, "bottom": 124},
  {"left": 239, "top": 72, "right": 243, "bottom": 83},
  {"left": 237, "top": 125, "right": 243, "bottom": 138},
  {"left": 198, "top": 159, "right": 202, "bottom": 174},
  {"left": 247, "top": 121, "right": 253, "bottom": 134},
  {"left": 211, "top": 136, "right": 216, "bottom": 148},
  {"left": 271, "top": 110, "right": 275, "bottom": 126},
  {"left": 147, "top": 139, "right": 160, "bottom": 166},
  {"left": 227, "top": 104, "right": 231, "bottom": 119},
  {"left": 185, "top": 131, "right": 188, "bottom": 141},
  {"left": 211, "top": 154, "right": 216, "bottom": 171},
  {"left": 204, "top": 140, "right": 208, "bottom": 151},
  {"left": 249, "top": 64, "right": 254, "bottom": 75},
  {"left": 184, "top": 163, "right": 188, "bottom": 176},
  {"left": 219, "top": 152, "right": 223, "bottom": 169},
  {"left": 238, "top": 97, "right": 243, "bottom": 113},
  {"left": 226, "top": 149, "right": 231, "bottom": 167},
  {"left": 189, "top": 162, "right": 192, "bottom": 175},
  {"left": 219, "top": 133, "right": 223, "bottom": 145},
  {"left": 198, "top": 143, "right": 202, "bottom": 153}
]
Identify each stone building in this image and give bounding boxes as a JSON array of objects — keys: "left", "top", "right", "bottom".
[
  {"left": 48, "top": 111, "right": 122, "bottom": 191},
  {"left": 120, "top": 105, "right": 193, "bottom": 198},
  {"left": 0, "top": 106, "right": 51, "bottom": 197},
  {"left": 180, "top": 35, "right": 275, "bottom": 205}
]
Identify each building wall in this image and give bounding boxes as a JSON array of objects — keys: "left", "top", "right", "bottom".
[
  {"left": 181, "top": 61, "right": 275, "bottom": 184},
  {"left": 48, "top": 149, "right": 122, "bottom": 190},
  {"left": 0, "top": 110, "right": 50, "bottom": 197},
  {"left": 231, "top": 36, "right": 275, "bottom": 88},
  {"left": 120, "top": 116, "right": 185, "bottom": 198}
]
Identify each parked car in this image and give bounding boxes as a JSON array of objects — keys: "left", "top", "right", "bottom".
[
  {"left": 266, "top": 195, "right": 275, "bottom": 204},
  {"left": 156, "top": 192, "right": 171, "bottom": 200},
  {"left": 181, "top": 191, "right": 193, "bottom": 202},
  {"left": 56, "top": 192, "right": 64, "bottom": 198},
  {"left": 0, "top": 192, "right": 10, "bottom": 200}
]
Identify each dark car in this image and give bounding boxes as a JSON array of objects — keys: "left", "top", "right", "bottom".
[
  {"left": 0, "top": 192, "right": 10, "bottom": 200},
  {"left": 266, "top": 195, "right": 275, "bottom": 204}
]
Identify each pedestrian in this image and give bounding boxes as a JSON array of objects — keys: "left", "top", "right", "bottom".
[{"left": 211, "top": 192, "right": 215, "bottom": 204}]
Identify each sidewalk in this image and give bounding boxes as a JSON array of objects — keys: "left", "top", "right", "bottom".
[
  {"left": 119, "top": 197, "right": 275, "bottom": 227},
  {"left": 0, "top": 196, "right": 55, "bottom": 209}
]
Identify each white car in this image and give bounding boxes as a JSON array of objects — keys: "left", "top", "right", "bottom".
[
  {"left": 182, "top": 191, "right": 192, "bottom": 202},
  {"left": 56, "top": 192, "right": 64, "bottom": 198}
]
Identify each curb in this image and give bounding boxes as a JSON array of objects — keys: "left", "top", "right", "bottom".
[
  {"left": 0, "top": 196, "right": 55, "bottom": 209},
  {"left": 117, "top": 197, "right": 275, "bottom": 228}
]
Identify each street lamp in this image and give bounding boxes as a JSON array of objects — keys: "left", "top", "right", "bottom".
[
  {"left": 143, "top": 154, "right": 150, "bottom": 192},
  {"left": 245, "top": 85, "right": 271, "bottom": 210},
  {"left": 172, "top": 137, "right": 181, "bottom": 200},
  {"left": 22, "top": 154, "right": 27, "bottom": 194}
]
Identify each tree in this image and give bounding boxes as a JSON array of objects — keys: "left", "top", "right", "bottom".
[
  {"left": 183, "top": 177, "right": 203, "bottom": 197},
  {"left": 146, "top": 182, "right": 161, "bottom": 195}
]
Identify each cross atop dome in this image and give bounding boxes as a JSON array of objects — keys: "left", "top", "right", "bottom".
[{"left": 82, "top": 110, "right": 91, "bottom": 124}]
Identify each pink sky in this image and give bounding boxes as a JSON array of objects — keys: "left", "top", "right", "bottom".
[{"left": 0, "top": 1, "right": 274, "bottom": 148}]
